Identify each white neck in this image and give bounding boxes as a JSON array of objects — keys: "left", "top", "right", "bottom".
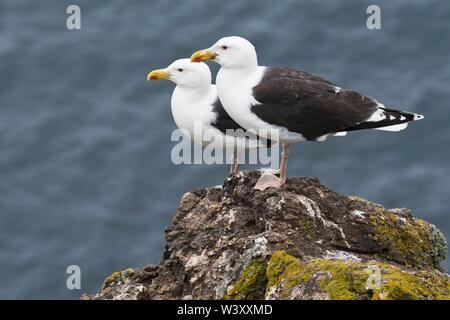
[
  {"left": 216, "top": 61, "right": 265, "bottom": 96},
  {"left": 214, "top": 64, "right": 268, "bottom": 136},
  {"left": 174, "top": 83, "right": 211, "bottom": 99}
]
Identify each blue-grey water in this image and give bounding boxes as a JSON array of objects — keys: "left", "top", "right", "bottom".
[{"left": 0, "top": 0, "right": 449, "bottom": 299}]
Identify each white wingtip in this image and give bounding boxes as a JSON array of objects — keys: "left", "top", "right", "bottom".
[
  {"left": 413, "top": 113, "right": 424, "bottom": 121},
  {"left": 374, "top": 122, "right": 408, "bottom": 132}
]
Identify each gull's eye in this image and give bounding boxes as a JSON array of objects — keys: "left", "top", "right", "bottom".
[
  {"left": 221, "top": 45, "right": 228, "bottom": 50},
  {"left": 177, "top": 68, "right": 183, "bottom": 72}
]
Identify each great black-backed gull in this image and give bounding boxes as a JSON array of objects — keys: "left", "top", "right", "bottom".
[
  {"left": 147, "top": 58, "right": 267, "bottom": 175},
  {"left": 191, "top": 36, "right": 424, "bottom": 189}
]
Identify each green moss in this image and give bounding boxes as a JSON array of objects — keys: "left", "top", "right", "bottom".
[
  {"left": 264, "top": 251, "right": 450, "bottom": 300},
  {"left": 307, "top": 259, "right": 369, "bottom": 300},
  {"left": 371, "top": 268, "right": 450, "bottom": 300},
  {"left": 222, "top": 251, "right": 449, "bottom": 300},
  {"left": 224, "top": 257, "right": 268, "bottom": 300},
  {"left": 102, "top": 268, "right": 134, "bottom": 289},
  {"left": 370, "top": 209, "right": 447, "bottom": 268},
  {"left": 265, "top": 254, "right": 370, "bottom": 300},
  {"left": 298, "top": 217, "right": 315, "bottom": 241},
  {"left": 309, "top": 259, "right": 450, "bottom": 300},
  {"left": 265, "top": 251, "right": 312, "bottom": 297},
  {"left": 123, "top": 268, "right": 135, "bottom": 276},
  {"left": 103, "top": 271, "right": 122, "bottom": 288}
]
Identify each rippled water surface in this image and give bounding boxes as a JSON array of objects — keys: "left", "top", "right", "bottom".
[{"left": 0, "top": 0, "right": 449, "bottom": 298}]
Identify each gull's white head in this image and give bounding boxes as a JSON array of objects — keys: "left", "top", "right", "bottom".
[
  {"left": 147, "top": 59, "right": 212, "bottom": 90},
  {"left": 191, "top": 36, "right": 258, "bottom": 69}
]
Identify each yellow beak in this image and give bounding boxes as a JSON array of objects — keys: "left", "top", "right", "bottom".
[
  {"left": 147, "top": 69, "right": 170, "bottom": 81},
  {"left": 191, "top": 49, "right": 216, "bottom": 62}
]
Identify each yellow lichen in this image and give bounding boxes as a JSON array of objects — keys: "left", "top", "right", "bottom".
[
  {"left": 123, "top": 268, "right": 134, "bottom": 276},
  {"left": 306, "top": 259, "right": 369, "bottom": 300},
  {"left": 369, "top": 208, "right": 446, "bottom": 268},
  {"left": 102, "top": 268, "right": 134, "bottom": 289},
  {"left": 371, "top": 269, "right": 450, "bottom": 300},
  {"left": 265, "top": 251, "right": 311, "bottom": 297},
  {"left": 224, "top": 257, "right": 268, "bottom": 300},
  {"left": 298, "top": 217, "right": 315, "bottom": 241},
  {"left": 264, "top": 251, "right": 450, "bottom": 300},
  {"left": 103, "top": 271, "right": 121, "bottom": 288}
]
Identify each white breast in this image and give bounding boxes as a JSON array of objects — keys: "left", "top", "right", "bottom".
[
  {"left": 171, "top": 85, "right": 259, "bottom": 150},
  {"left": 171, "top": 86, "right": 217, "bottom": 146}
]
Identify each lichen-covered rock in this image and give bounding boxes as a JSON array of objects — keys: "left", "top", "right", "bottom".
[
  {"left": 264, "top": 251, "right": 449, "bottom": 300},
  {"left": 83, "top": 170, "right": 449, "bottom": 300}
]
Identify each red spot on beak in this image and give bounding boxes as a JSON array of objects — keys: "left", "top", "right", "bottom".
[
  {"left": 149, "top": 76, "right": 158, "bottom": 80},
  {"left": 193, "top": 57, "right": 202, "bottom": 63}
]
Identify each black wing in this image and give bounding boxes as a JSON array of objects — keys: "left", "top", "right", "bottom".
[
  {"left": 251, "top": 67, "right": 381, "bottom": 141},
  {"left": 259, "top": 67, "right": 335, "bottom": 86}
]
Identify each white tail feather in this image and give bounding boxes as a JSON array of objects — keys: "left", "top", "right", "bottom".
[{"left": 374, "top": 122, "right": 408, "bottom": 132}]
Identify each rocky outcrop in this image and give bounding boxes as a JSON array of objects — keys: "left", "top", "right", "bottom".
[{"left": 83, "top": 170, "right": 449, "bottom": 300}]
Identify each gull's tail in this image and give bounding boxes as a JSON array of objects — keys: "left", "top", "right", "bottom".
[{"left": 346, "top": 107, "right": 424, "bottom": 132}]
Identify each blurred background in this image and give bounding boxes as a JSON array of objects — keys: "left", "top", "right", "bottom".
[{"left": 0, "top": 0, "right": 449, "bottom": 299}]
